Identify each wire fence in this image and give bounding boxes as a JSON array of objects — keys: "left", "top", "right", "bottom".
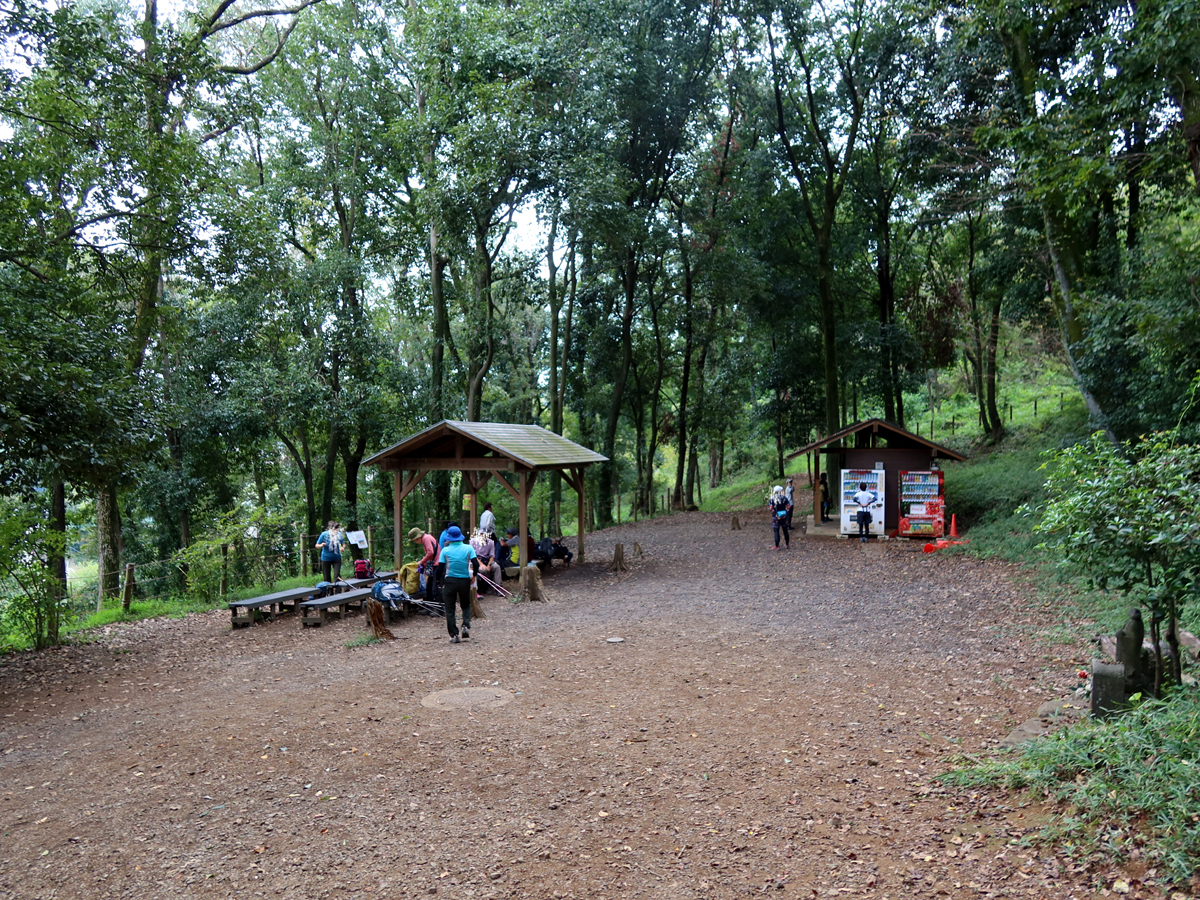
[{"left": 68, "top": 523, "right": 416, "bottom": 609}]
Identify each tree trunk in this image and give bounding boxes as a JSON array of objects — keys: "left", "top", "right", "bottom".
[
  {"left": 96, "top": 482, "right": 122, "bottom": 608},
  {"left": 547, "top": 204, "right": 563, "bottom": 534},
  {"left": 465, "top": 219, "right": 496, "bottom": 421},
  {"left": 429, "top": 226, "right": 451, "bottom": 516},
  {"left": 47, "top": 481, "right": 67, "bottom": 643},
  {"left": 984, "top": 296, "right": 1002, "bottom": 437},
  {"left": 673, "top": 235, "right": 694, "bottom": 509},
  {"left": 600, "top": 249, "right": 637, "bottom": 527},
  {"left": 817, "top": 222, "right": 840, "bottom": 435}
]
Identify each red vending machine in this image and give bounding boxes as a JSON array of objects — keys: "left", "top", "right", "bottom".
[{"left": 898, "top": 470, "right": 945, "bottom": 538}]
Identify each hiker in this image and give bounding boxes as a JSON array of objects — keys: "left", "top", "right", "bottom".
[
  {"left": 478, "top": 502, "right": 496, "bottom": 537},
  {"left": 316, "top": 521, "right": 347, "bottom": 581},
  {"left": 853, "top": 481, "right": 877, "bottom": 543},
  {"left": 440, "top": 525, "right": 478, "bottom": 643},
  {"left": 784, "top": 477, "right": 796, "bottom": 528},
  {"left": 818, "top": 473, "right": 831, "bottom": 522},
  {"left": 551, "top": 535, "right": 573, "bottom": 566},
  {"left": 498, "top": 526, "right": 519, "bottom": 572},
  {"left": 474, "top": 531, "right": 502, "bottom": 592},
  {"left": 768, "top": 485, "right": 791, "bottom": 550},
  {"left": 408, "top": 527, "right": 439, "bottom": 594}
]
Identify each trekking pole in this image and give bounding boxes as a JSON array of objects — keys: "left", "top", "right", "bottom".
[{"left": 477, "top": 571, "right": 515, "bottom": 599}]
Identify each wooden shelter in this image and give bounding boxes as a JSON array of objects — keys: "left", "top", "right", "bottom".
[
  {"left": 786, "top": 419, "right": 967, "bottom": 530},
  {"left": 364, "top": 421, "right": 607, "bottom": 593}
]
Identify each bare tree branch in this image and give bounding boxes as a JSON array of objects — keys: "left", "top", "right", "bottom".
[
  {"left": 204, "top": 0, "right": 323, "bottom": 38},
  {"left": 216, "top": 15, "right": 301, "bottom": 75}
]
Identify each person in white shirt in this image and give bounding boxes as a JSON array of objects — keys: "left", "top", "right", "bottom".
[
  {"left": 478, "top": 502, "right": 496, "bottom": 536},
  {"left": 852, "top": 482, "right": 877, "bottom": 543}
]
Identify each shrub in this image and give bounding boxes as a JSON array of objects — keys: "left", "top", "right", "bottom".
[{"left": 0, "top": 504, "right": 68, "bottom": 650}]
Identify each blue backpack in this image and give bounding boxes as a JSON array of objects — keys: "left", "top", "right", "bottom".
[{"left": 372, "top": 581, "right": 410, "bottom": 609}]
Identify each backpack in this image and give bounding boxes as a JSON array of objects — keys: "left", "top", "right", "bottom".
[
  {"left": 315, "top": 581, "right": 334, "bottom": 598},
  {"left": 371, "top": 581, "right": 410, "bottom": 609},
  {"left": 536, "top": 537, "right": 554, "bottom": 560},
  {"left": 354, "top": 558, "right": 374, "bottom": 579}
]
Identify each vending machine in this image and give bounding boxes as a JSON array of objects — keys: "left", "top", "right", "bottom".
[
  {"left": 840, "top": 469, "right": 886, "bottom": 537},
  {"left": 898, "top": 470, "right": 946, "bottom": 538}
]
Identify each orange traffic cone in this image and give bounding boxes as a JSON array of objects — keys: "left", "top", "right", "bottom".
[{"left": 949, "top": 514, "right": 959, "bottom": 538}]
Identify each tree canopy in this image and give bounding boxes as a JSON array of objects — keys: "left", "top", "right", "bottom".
[{"left": 3, "top": 0, "right": 1199, "bottom": 617}]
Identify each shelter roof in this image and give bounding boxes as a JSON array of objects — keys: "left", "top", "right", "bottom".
[
  {"left": 364, "top": 420, "right": 608, "bottom": 472},
  {"left": 786, "top": 418, "right": 968, "bottom": 461}
]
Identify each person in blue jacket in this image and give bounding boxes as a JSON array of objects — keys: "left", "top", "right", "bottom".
[
  {"left": 316, "top": 520, "right": 346, "bottom": 581},
  {"left": 440, "top": 525, "right": 479, "bottom": 643},
  {"left": 768, "top": 486, "right": 791, "bottom": 550}
]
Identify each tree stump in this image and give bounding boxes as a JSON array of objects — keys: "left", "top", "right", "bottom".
[
  {"left": 367, "top": 600, "right": 395, "bottom": 641},
  {"left": 527, "top": 567, "right": 548, "bottom": 602},
  {"left": 609, "top": 543, "right": 628, "bottom": 572},
  {"left": 633, "top": 542, "right": 643, "bottom": 558},
  {"left": 731, "top": 515, "right": 741, "bottom": 530},
  {"left": 470, "top": 585, "right": 485, "bottom": 620}
]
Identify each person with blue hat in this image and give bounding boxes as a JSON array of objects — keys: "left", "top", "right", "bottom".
[{"left": 440, "top": 525, "right": 479, "bottom": 643}]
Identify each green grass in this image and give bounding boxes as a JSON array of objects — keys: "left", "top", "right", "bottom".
[
  {"left": 700, "top": 468, "right": 777, "bottom": 513},
  {"left": 344, "top": 632, "right": 385, "bottom": 649},
  {"left": 940, "top": 686, "right": 1200, "bottom": 886}
]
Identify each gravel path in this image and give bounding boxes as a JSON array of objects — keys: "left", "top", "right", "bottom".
[{"left": 0, "top": 511, "right": 1147, "bottom": 899}]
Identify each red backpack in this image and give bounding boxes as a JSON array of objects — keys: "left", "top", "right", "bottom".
[{"left": 354, "top": 558, "right": 374, "bottom": 578}]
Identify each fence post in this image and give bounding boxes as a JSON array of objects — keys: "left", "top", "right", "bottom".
[
  {"left": 121, "top": 563, "right": 135, "bottom": 612},
  {"left": 299, "top": 535, "right": 307, "bottom": 579},
  {"left": 292, "top": 521, "right": 300, "bottom": 576},
  {"left": 220, "top": 544, "right": 228, "bottom": 599},
  {"left": 367, "top": 525, "right": 375, "bottom": 564}
]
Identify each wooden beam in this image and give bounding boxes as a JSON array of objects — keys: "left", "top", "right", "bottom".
[
  {"left": 473, "top": 470, "right": 493, "bottom": 492},
  {"left": 490, "top": 469, "right": 521, "bottom": 501},
  {"left": 398, "top": 469, "right": 427, "bottom": 502},
  {"left": 400, "top": 472, "right": 410, "bottom": 571},
  {"left": 575, "top": 466, "right": 586, "bottom": 563},
  {"left": 380, "top": 457, "right": 519, "bottom": 471},
  {"left": 557, "top": 467, "right": 582, "bottom": 494},
  {"left": 523, "top": 469, "right": 539, "bottom": 498},
  {"left": 519, "top": 470, "right": 529, "bottom": 598}
]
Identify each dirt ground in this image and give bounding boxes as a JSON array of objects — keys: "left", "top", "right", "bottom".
[{"left": 0, "top": 511, "right": 1180, "bottom": 900}]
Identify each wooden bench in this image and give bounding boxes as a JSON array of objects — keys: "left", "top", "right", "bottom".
[
  {"left": 299, "top": 587, "right": 375, "bottom": 627},
  {"left": 229, "top": 585, "right": 319, "bottom": 628},
  {"left": 346, "top": 571, "right": 397, "bottom": 589}
]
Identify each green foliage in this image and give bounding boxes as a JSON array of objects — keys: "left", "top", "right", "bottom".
[
  {"left": 172, "top": 508, "right": 292, "bottom": 603},
  {"left": 0, "top": 501, "right": 67, "bottom": 650},
  {"left": 940, "top": 687, "right": 1200, "bottom": 884},
  {"left": 1032, "top": 433, "right": 1200, "bottom": 627}
]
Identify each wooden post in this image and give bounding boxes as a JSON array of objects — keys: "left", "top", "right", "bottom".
[
  {"left": 576, "top": 466, "right": 586, "bottom": 564},
  {"left": 367, "top": 525, "right": 375, "bottom": 566},
  {"left": 220, "top": 544, "right": 228, "bottom": 599},
  {"left": 121, "top": 563, "right": 135, "bottom": 612},
  {"left": 518, "top": 470, "right": 529, "bottom": 598},
  {"left": 469, "top": 486, "right": 477, "bottom": 534},
  {"left": 299, "top": 536, "right": 307, "bottom": 579},
  {"left": 292, "top": 522, "right": 300, "bottom": 576}
]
